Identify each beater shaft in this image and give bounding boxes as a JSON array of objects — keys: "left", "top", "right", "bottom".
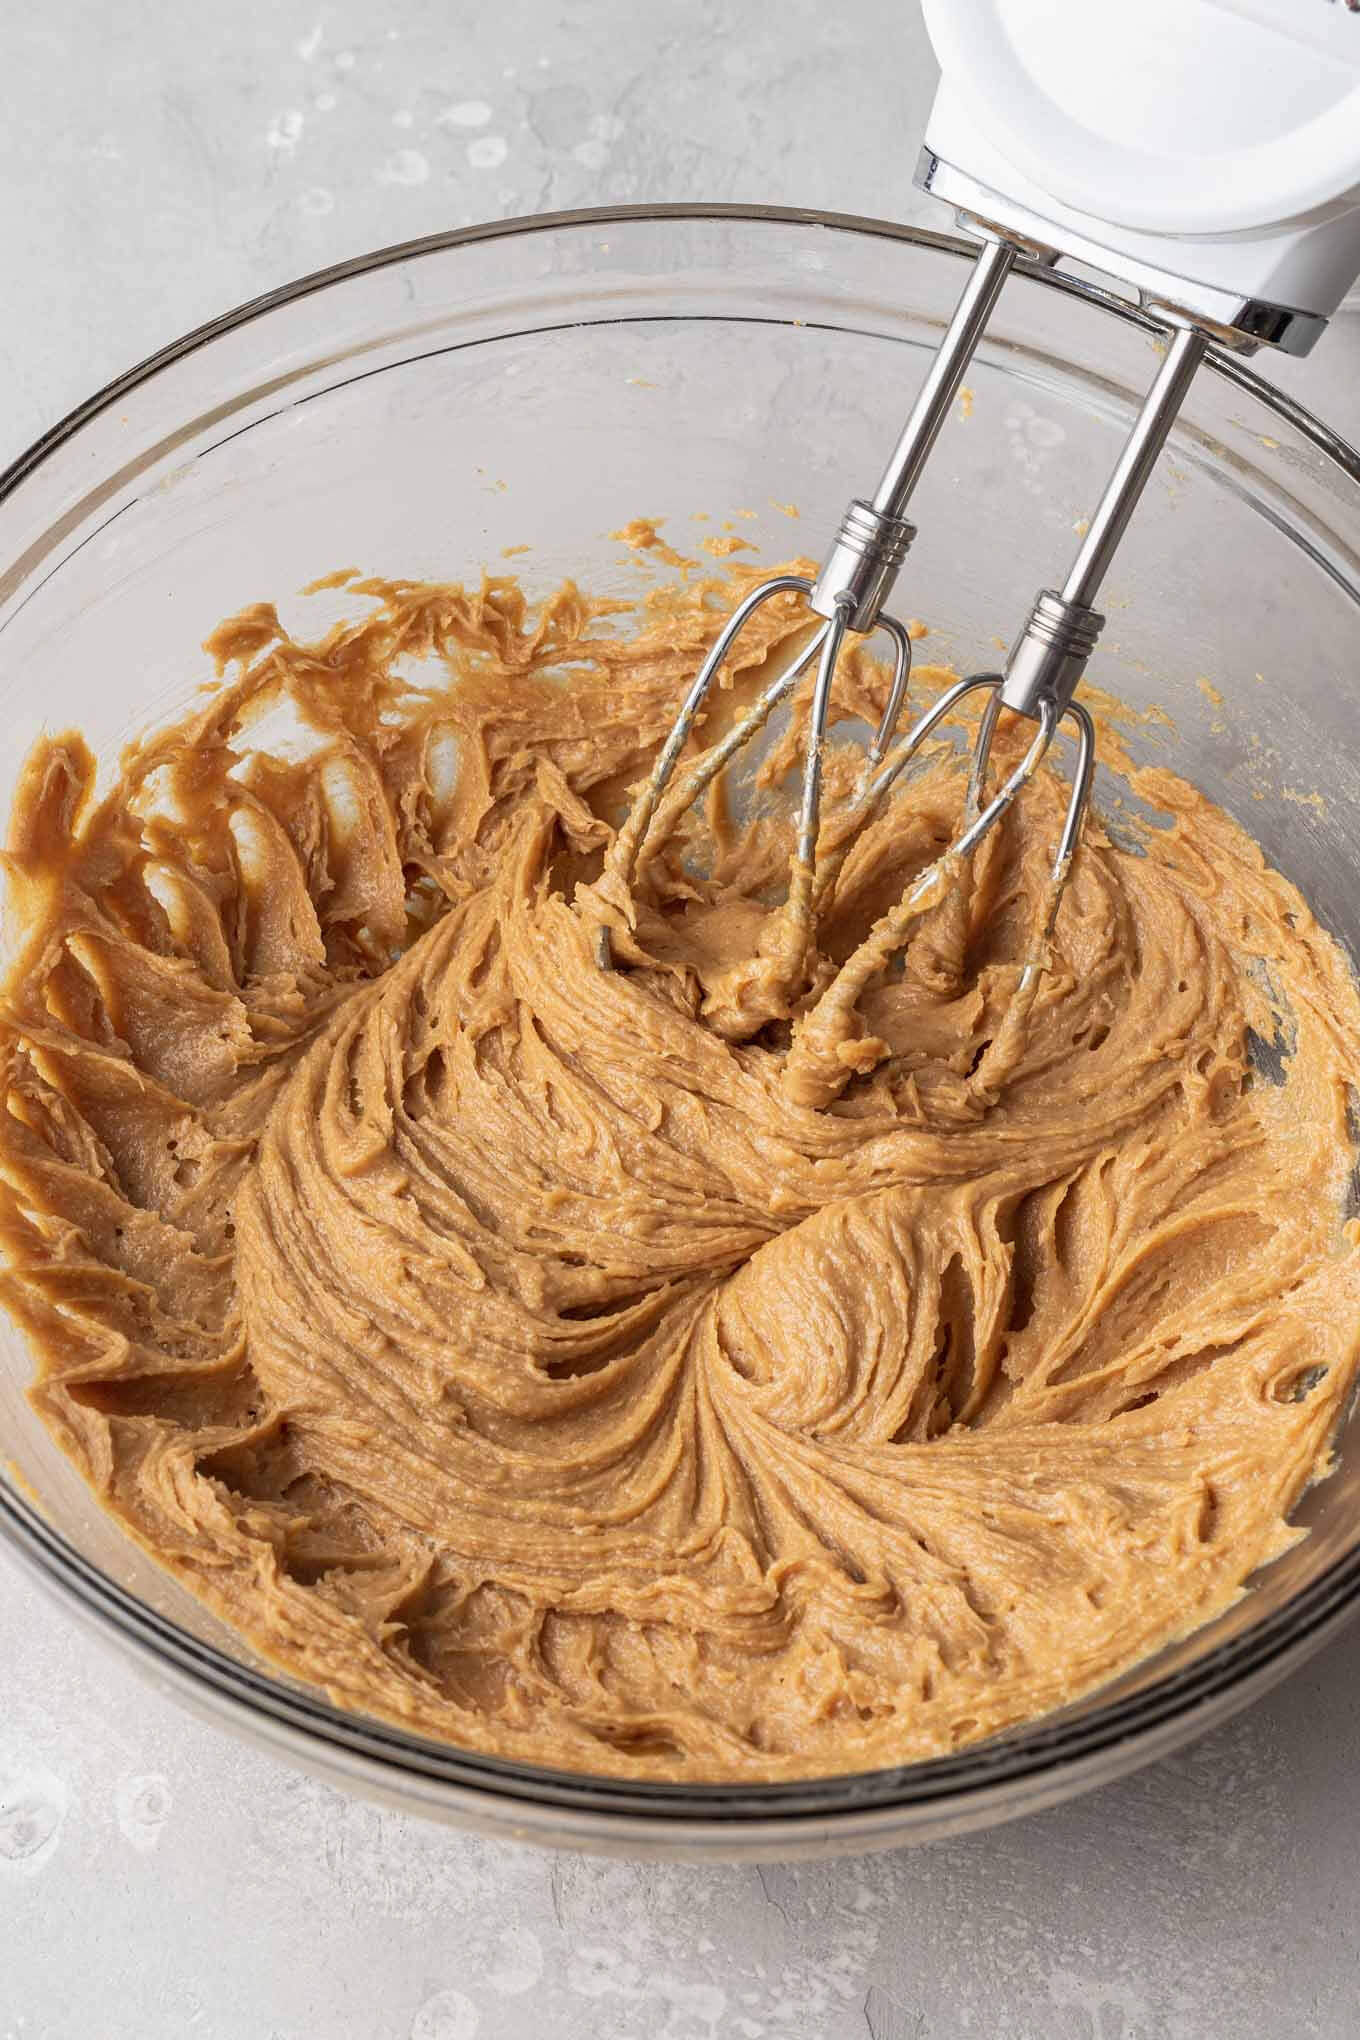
[
  {"left": 1064, "top": 326, "right": 1208, "bottom": 611},
  {"left": 811, "top": 235, "right": 1018, "bottom": 632},
  {"left": 1002, "top": 325, "right": 1210, "bottom": 724},
  {"left": 875, "top": 238, "right": 1018, "bottom": 518}
]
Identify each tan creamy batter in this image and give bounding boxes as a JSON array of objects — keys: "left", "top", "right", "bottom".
[{"left": 2, "top": 561, "right": 1359, "bottom": 1782}]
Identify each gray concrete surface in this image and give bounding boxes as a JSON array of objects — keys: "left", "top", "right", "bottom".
[{"left": 3, "top": 5, "right": 1360, "bottom": 2036}]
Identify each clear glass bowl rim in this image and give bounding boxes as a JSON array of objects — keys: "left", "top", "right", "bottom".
[{"left": 2, "top": 201, "right": 1359, "bottom": 1831}]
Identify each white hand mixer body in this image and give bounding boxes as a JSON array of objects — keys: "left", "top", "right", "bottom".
[
  {"left": 594, "top": 2, "right": 1360, "bottom": 1103},
  {"left": 921, "top": 0, "right": 1360, "bottom": 339}
]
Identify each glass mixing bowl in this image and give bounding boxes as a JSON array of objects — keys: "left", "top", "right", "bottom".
[{"left": 2, "top": 208, "right": 1359, "bottom": 1861}]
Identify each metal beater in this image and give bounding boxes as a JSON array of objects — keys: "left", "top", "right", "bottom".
[{"left": 591, "top": 0, "right": 1360, "bottom": 1104}]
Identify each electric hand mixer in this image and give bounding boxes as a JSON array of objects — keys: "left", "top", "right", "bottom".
[{"left": 592, "top": 0, "right": 1360, "bottom": 1105}]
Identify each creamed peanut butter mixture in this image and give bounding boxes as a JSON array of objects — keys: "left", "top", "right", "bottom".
[{"left": 1, "top": 559, "right": 1357, "bottom": 1781}]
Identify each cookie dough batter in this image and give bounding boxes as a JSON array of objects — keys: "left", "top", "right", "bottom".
[{"left": 2, "top": 562, "right": 1358, "bottom": 1782}]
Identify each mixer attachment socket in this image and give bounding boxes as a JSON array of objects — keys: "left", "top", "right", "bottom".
[{"left": 809, "top": 500, "right": 916, "bottom": 632}]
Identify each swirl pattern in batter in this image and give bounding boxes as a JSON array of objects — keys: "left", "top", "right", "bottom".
[{"left": 2, "top": 562, "right": 1358, "bottom": 1781}]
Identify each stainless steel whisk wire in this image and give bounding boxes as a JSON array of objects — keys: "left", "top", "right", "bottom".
[{"left": 592, "top": 228, "right": 1210, "bottom": 1097}]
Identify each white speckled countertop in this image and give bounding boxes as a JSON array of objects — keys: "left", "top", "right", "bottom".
[{"left": 4, "top": 6, "right": 1360, "bottom": 2036}]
